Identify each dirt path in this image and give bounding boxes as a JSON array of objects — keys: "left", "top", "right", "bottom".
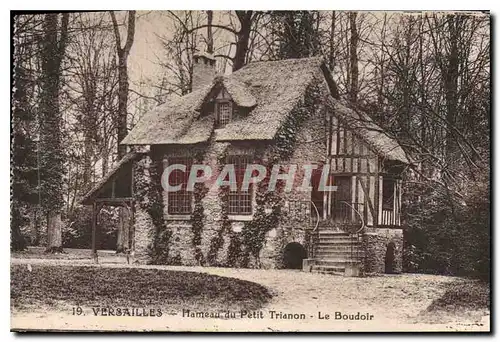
[{"left": 10, "top": 258, "right": 490, "bottom": 332}]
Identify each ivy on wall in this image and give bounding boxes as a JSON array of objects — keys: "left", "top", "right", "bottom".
[
  {"left": 237, "top": 82, "right": 322, "bottom": 267},
  {"left": 207, "top": 147, "right": 231, "bottom": 266},
  {"left": 209, "top": 82, "right": 321, "bottom": 268},
  {"left": 207, "top": 185, "right": 232, "bottom": 266},
  {"left": 135, "top": 80, "right": 323, "bottom": 268},
  {"left": 190, "top": 150, "right": 209, "bottom": 265},
  {"left": 240, "top": 163, "right": 284, "bottom": 268},
  {"left": 134, "top": 153, "right": 173, "bottom": 265},
  {"left": 273, "top": 81, "right": 322, "bottom": 162}
]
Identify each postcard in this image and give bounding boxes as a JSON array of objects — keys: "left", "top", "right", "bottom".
[{"left": 10, "top": 10, "right": 490, "bottom": 332}]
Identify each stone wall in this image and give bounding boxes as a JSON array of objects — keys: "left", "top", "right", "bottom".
[
  {"left": 168, "top": 222, "right": 196, "bottom": 265},
  {"left": 131, "top": 83, "right": 332, "bottom": 269},
  {"left": 131, "top": 155, "right": 154, "bottom": 263},
  {"left": 148, "top": 123, "right": 326, "bottom": 269},
  {"left": 132, "top": 204, "right": 154, "bottom": 263},
  {"left": 362, "top": 228, "right": 404, "bottom": 274},
  {"left": 259, "top": 96, "right": 327, "bottom": 268},
  {"left": 157, "top": 141, "right": 231, "bottom": 266}
]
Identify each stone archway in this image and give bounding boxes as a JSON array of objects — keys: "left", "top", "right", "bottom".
[
  {"left": 283, "top": 242, "right": 307, "bottom": 269},
  {"left": 385, "top": 241, "right": 396, "bottom": 274}
]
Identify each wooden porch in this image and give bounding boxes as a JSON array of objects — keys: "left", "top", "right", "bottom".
[{"left": 80, "top": 152, "right": 145, "bottom": 262}]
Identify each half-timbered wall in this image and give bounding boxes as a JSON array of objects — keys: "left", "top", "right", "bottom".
[{"left": 327, "top": 114, "right": 402, "bottom": 228}]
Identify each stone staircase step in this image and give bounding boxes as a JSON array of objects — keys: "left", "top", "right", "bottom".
[
  {"left": 318, "top": 230, "right": 351, "bottom": 235},
  {"left": 316, "top": 245, "right": 362, "bottom": 251},
  {"left": 315, "top": 251, "right": 364, "bottom": 259},
  {"left": 314, "top": 259, "right": 361, "bottom": 267},
  {"left": 310, "top": 265, "right": 345, "bottom": 275},
  {"left": 318, "top": 239, "right": 359, "bottom": 245},
  {"left": 308, "top": 230, "right": 365, "bottom": 276}
]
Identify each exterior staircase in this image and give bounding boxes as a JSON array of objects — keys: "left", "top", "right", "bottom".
[{"left": 308, "top": 230, "right": 363, "bottom": 275}]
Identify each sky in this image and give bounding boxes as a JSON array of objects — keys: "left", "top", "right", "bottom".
[{"left": 126, "top": 10, "right": 234, "bottom": 90}]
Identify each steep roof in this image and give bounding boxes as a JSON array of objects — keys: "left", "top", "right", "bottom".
[
  {"left": 121, "top": 56, "right": 410, "bottom": 164},
  {"left": 214, "top": 57, "right": 323, "bottom": 141},
  {"left": 121, "top": 57, "right": 324, "bottom": 145},
  {"left": 120, "top": 86, "right": 211, "bottom": 145},
  {"left": 326, "top": 97, "right": 411, "bottom": 164},
  {"left": 80, "top": 152, "right": 145, "bottom": 205}
]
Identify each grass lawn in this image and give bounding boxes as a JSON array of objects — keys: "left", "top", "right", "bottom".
[
  {"left": 11, "top": 264, "right": 272, "bottom": 313},
  {"left": 427, "top": 279, "right": 490, "bottom": 311},
  {"left": 416, "top": 278, "right": 490, "bottom": 324}
]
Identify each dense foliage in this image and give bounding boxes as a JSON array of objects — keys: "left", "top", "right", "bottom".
[
  {"left": 403, "top": 168, "right": 490, "bottom": 280},
  {"left": 11, "top": 12, "right": 489, "bottom": 279}
]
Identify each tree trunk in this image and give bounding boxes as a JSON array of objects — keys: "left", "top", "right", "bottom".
[
  {"left": 206, "top": 10, "right": 213, "bottom": 54},
  {"left": 39, "top": 13, "right": 69, "bottom": 253},
  {"left": 328, "top": 11, "right": 336, "bottom": 70},
  {"left": 233, "top": 11, "right": 253, "bottom": 71},
  {"left": 110, "top": 10, "right": 136, "bottom": 159},
  {"left": 116, "top": 207, "right": 131, "bottom": 253},
  {"left": 110, "top": 11, "right": 136, "bottom": 252},
  {"left": 348, "top": 12, "right": 359, "bottom": 103},
  {"left": 11, "top": 205, "right": 27, "bottom": 251},
  {"left": 444, "top": 15, "right": 460, "bottom": 166},
  {"left": 117, "top": 58, "right": 129, "bottom": 158},
  {"left": 46, "top": 211, "right": 63, "bottom": 252}
]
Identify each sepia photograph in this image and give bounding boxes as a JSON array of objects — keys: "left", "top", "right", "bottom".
[{"left": 10, "top": 9, "right": 490, "bottom": 332}]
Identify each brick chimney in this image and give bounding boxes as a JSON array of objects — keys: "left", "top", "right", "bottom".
[{"left": 192, "top": 52, "right": 216, "bottom": 91}]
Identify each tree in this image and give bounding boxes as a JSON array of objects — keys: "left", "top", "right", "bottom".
[
  {"left": 11, "top": 63, "right": 38, "bottom": 250},
  {"left": 269, "top": 11, "right": 321, "bottom": 59},
  {"left": 155, "top": 11, "right": 204, "bottom": 96},
  {"left": 174, "top": 10, "right": 260, "bottom": 72},
  {"left": 38, "top": 13, "right": 69, "bottom": 253},
  {"left": 110, "top": 10, "right": 136, "bottom": 159},
  {"left": 110, "top": 10, "right": 136, "bottom": 253},
  {"left": 64, "top": 12, "right": 118, "bottom": 199},
  {"left": 12, "top": 15, "right": 42, "bottom": 250},
  {"left": 348, "top": 12, "right": 359, "bottom": 103}
]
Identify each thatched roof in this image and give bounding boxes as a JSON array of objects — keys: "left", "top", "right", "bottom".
[
  {"left": 121, "top": 56, "right": 410, "bottom": 164},
  {"left": 194, "top": 76, "right": 257, "bottom": 111},
  {"left": 121, "top": 57, "right": 323, "bottom": 145},
  {"left": 215, "top": 57, "right": 324, "bottom": 141},
  {"left": 327, "top": 97, "right": 411, "bottom": 164},
  {"left": 219, "top": 76, "right": 257, "bottom": 108},
  {"left": 80, "top": 152, "right": 145, "bottom": 205},
  {"left": 120, "top": 86, "right": 212, "bottom": 145}
]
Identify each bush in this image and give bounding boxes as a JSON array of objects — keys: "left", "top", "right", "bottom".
[
  {"left": 62, "top": 206, "right": 118, "bottom": 250},
  {"left": 403, "top": 171, "right": 490, "bottom": 280}
]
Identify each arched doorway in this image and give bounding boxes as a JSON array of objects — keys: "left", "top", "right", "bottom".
[
  {"left": 385, "top": 242, "right": 396, "bottom": 274},
  {"left": 283, "top": 242, "right": 307, "bottom": 269}
]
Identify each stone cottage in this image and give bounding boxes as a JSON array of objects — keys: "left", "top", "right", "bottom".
[{"left": 82, "top": 54, "right": 412, "bottom": 275}]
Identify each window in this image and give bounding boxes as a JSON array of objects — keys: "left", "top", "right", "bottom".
[
  {"left": 382, "top": 177, "right": 395, "bottom": 211},
  {"left": 167, "top": 157, "right": 192, "bottom": 215},
  {"left": 215, "top": 101, "right": 232, "bottom": 128},
  {"left": 332, "top": 176, "right": 351, "bottom": 222},
  {"left": 227, "top": 155, "right": 252, "bottom": 215}
]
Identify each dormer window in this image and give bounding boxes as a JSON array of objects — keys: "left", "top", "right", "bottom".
[
  {"left": 216, "top": 101, "right": 232, "bottom": 128},
  {"left": 214, "top": 87, "right": 234, "bottom": 128}
]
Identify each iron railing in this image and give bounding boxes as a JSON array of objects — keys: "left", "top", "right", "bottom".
[{"left": 339, "top": 201, "right": 365, "bottom": 265}]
